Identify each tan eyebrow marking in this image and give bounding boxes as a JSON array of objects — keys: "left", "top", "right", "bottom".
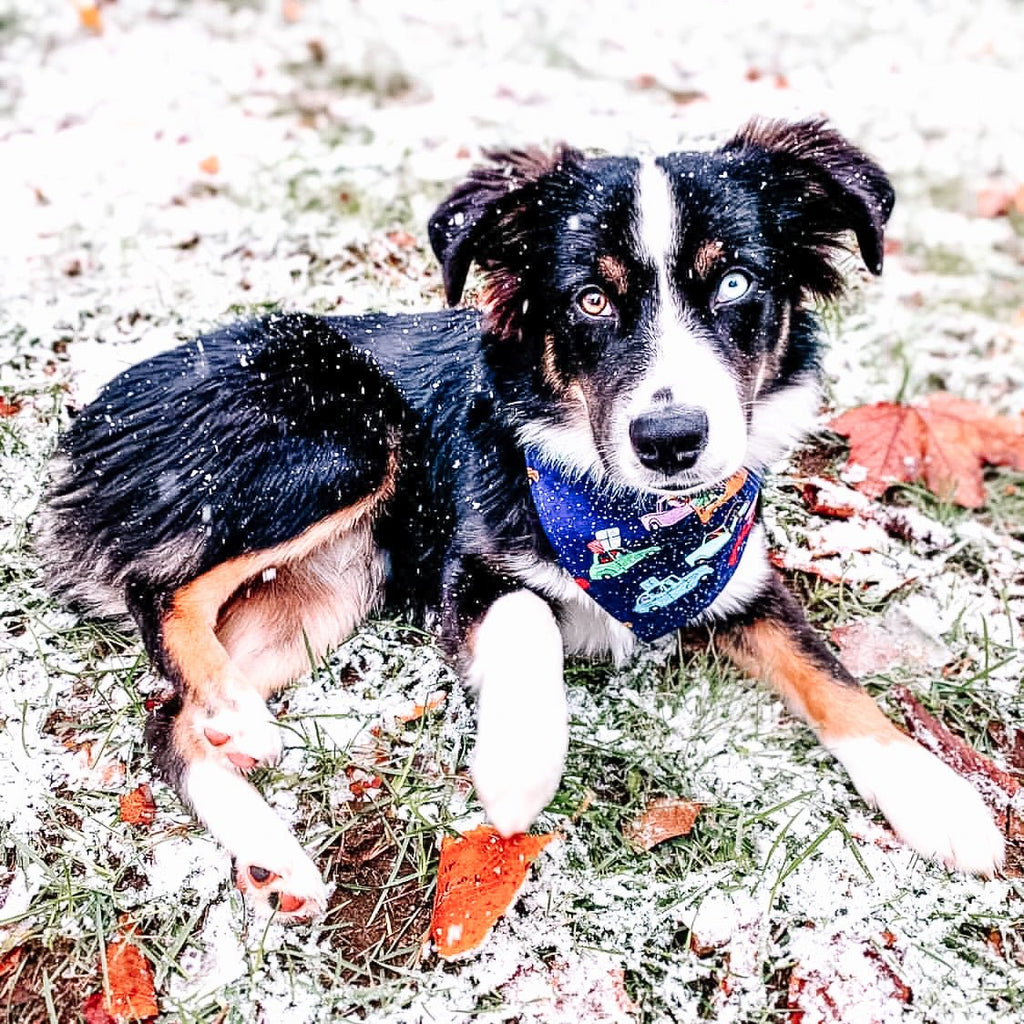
[
  {"left": 694, "top": 239, "right": 726, "bottom": 279},
  {"left": 541, "top": 332, "right": 566, "bottom": 394},
  {"left": 597, "top": 254, "right": 629, "bottom": 294}
]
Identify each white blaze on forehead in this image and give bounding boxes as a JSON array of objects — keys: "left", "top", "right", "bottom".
[
  {"left": 618, "top": 158, "right": 747, "bottom": 485},
  {"left": 634, "top": 158, "right": 677, "bottom": 284}
]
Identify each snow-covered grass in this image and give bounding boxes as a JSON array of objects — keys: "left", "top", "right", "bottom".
[{"left": 2, "top": 1, "right": 1024, "bottom": 1021}]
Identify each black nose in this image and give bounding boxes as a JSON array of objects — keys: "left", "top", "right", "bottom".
[{"left": 629, "top": 405, "right": 709, "bottom": 474}]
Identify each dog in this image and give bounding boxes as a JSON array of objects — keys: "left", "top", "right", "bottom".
[{"left": 37, "top": 118, "right": 1005, "bottom": 918}]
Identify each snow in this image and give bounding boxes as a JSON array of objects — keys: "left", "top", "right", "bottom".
[{"left": 2, "top": 0, "right": 1024, "bottom": 1021}]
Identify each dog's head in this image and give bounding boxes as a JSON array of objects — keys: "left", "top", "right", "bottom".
[{"left": 428, "top": 119, "right": 894, "bottom": 493}]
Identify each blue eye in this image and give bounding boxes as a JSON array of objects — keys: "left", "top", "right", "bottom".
[{"left": 714, "top": 270, "right": 752, "bottom": 306}]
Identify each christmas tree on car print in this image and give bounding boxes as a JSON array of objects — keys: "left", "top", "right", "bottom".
[{"left": 587, "top": 527, "right": 661, "bottom": 581}]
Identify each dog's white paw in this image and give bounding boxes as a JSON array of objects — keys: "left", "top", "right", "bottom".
[
  {"left": 832, "top": 736, "right": 1005, "bottom": 876},
  {"left": 235, "top": 844, "right": 329, "bottom": 919},
  {"left": 201, "top": 689, "right": 282, "bottom": 772},
  {"left": 471, "top": 717, "right": 568, "bottom": 837},
  {"left": 467, "top": 589, "right": 569, "bottom": 836},
  {"left": 184, "top": 760, "right": 328, "bottom": 920}
]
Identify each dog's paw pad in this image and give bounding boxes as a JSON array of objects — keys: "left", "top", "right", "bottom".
[
  {"left": 201, "top": 697, "right": 282, "bottom": 772},
  {"left": 236, "top": 857, "right": 328, "bottom": 920}
]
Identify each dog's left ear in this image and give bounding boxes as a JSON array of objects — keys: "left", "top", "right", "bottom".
[
  {"left": 723, "top": 118, "right": 895, "bottom": 291},
  {"left": 428, "top": 145, "right": 582, "bottom": 306}
]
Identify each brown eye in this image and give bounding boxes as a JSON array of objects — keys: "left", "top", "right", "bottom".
[{"left": 577, "top": 287, "right": 613, "bottom": 318}]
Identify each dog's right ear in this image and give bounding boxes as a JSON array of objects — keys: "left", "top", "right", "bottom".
[{"left": 428, "top": 145, "right": 582, "bottom": 306}]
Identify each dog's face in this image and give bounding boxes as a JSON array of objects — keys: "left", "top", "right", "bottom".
[{"left": 429, "top": 120, "right": 893, "bottom": 493}]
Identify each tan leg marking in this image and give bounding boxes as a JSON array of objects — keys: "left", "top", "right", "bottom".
[
  {"left": 718, "top": 619, "right": 900, "bottom": 746},
  {"left": 216, "top": 519, "right": 384, "bottom": 692},
  {"left": 162, "top": 457, "right": 397, "bottom": 703},
  {"left": 717, "top": 614, "right": 1005, "bottom": 874}
]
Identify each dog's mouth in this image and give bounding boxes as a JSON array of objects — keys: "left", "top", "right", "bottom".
[{"left": 607, "top": 460, "right": 743, "bottom": 497}]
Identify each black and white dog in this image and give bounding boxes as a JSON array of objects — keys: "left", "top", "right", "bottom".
[{"left": 38, "top": 119, "right": 1004, "bottom": 918}]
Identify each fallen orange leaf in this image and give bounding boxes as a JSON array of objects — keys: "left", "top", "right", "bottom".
[
  {"left": 830, "top": 392, "right": 1024, "bottom": 507},
  {"left": 198, "top": 155, "right": 220, "bottom": 175},
  {"left": 397, "top": 689, "right": 447, "bottom": 723},
  {"left": 623, "top": 797, "right": 701, "bottom": 851},
  {"left": 430, "top": 826, "right": 554, "bottom": 959},
  {"left": 0, "top": 396, "right": 22, "bottom": 417},
  {"left": 119, "top": 784, "right": 156, "bottom": 826},
  {"left": 103, "top": 933, "right": 158, "bottom": 1021},
  {"left": 976, "top": 184, "right": 1024, "bottom": 219},
  {"left": 77, "top": 3, "right": 103, "bottom": 34},
  {"left": 0, "top": 946, "right": 22, "bottom": 977},
  {"left": 386, "top": 229, "right": 418, "bottom": 250}
]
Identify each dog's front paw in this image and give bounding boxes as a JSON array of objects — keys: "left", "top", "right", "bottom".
[
  {"left": 471, "top": 716, "right": 568, "bottom": 836},
  {"left": 833, "top": 736, "right": 1005, "bottom": 876},
  {"left": 201, "top": 689, "right": 283, "bottom": 772},
  {"left": 235, "top": 847, "right": 329, "bottom": 920}
]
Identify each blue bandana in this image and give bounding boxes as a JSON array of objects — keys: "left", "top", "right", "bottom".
[{"left": 524, "top": 448, "right": 760, "bottom": 641}]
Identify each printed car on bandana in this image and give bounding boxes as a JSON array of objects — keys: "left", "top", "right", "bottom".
[{"left": 524, "top": 447, "right": 760, "bottom": 641}]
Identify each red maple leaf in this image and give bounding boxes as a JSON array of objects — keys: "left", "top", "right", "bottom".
[{"left": 830, "top": 392, "right": 1024, "bottom": 507}]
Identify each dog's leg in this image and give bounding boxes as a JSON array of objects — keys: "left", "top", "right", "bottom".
[
  {"left": 134, "top": 503, "right": 389, "bottom": 917},
  {"left": 137, "top": 574, "right": 328, "bottom": 919},
  {"left": 463, "top": 588, "right": 569, "bottom": 836},
  {"left": 147, "top": 700, "right": 328, "bottom": 918},
  {"left": 159, "top": 564, "right": 285, "bottom": 773},
  {"left": 714, "top": 573, "right": 1004, "bottom": 875}
]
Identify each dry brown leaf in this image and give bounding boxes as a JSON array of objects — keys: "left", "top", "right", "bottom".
[
  {"left": 623, "top": 797, "right": 701, "bottom": 851},
  {"left": 81, "top": 993, "right": 115, "bottom": 1024},
  {"left": 118, "top": 784, "right": 156, "bottom": 826},
  {"left": 831, "top": 607, "right": 950, "bottom": 677},
  {"left": 830, "top": 392, "right": 1024, "bottom": 507},
  {"left": 768, "top": 548, "right": 846, "bottom": 584},
  {"left": 800, "top": 479, "right": 860, "bottom": 518},
  {"left": 988, "top": 721, "right": 1024, "bottom": 775},
  {"left": 891, "top": 686, "right": 1019, "bottom": 806},
  {"left": 787, "top": 934, "right": 912, "bottom": 1022},
  {"left": 430, "top": 826, "right": 554, "bottom": 959}
]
